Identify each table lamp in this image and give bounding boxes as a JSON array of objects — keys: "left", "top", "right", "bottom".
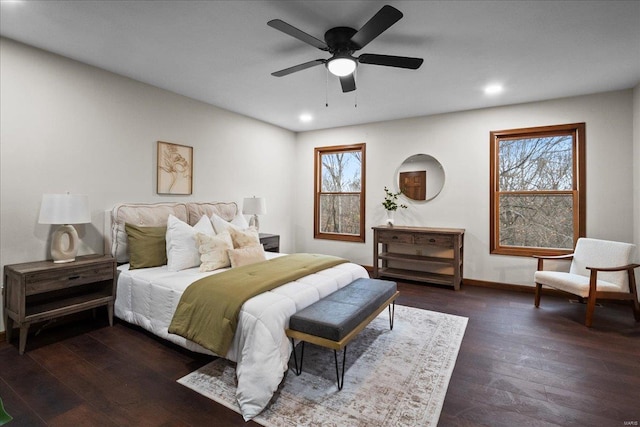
[
  {"left": 242, "top": 197, "right": 266, "bottom": 231},
  {"left": 38, "top": 193, "right": 91, "bottom": 263}
]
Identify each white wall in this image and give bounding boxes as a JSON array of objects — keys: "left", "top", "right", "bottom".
[
  {"left": 294, "top": 90, "right": 637, "bottom": 286},
  {"left": 0, "top": 38, "right": 297, "bottom": 331},
  {"left": 1, "top": 37, "right": 637, "bottom": 337}
]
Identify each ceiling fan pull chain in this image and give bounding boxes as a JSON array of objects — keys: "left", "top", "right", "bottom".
[
  {"left": 354, "top": 69, "right": 358, "bottom": 108},
  {"left": 325, "top": 67, "right": 329, "bottom": 107}
]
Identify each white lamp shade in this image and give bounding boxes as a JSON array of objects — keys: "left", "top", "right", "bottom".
[
  {"left": 38, "top": 194, "right": 91, "bottom": 225},
  {"left": 327, "top": 57, "right": 357, "bottom": 77},
  {"left": 242, "top": 197, "right": 267, "bottom": 215}
]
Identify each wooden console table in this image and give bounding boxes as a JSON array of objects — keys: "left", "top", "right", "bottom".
[{"left": 372, "top": 225, "right": 465, "bottom": 290}]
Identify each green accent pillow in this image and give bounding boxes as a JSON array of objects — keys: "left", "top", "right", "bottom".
[{"left": 125, "top": 223, "right": 167, "bottom": 269}]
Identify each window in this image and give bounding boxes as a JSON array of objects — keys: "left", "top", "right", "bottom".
[
  {"left": 490, "top": 123, "right": 585, "bottom": 256},
  {"left": 314, "top": 143, "right": 366, "bottom": 242}
]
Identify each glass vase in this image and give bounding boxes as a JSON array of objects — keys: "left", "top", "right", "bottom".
[{"left": 386, "top": 210, "right": 395, "bottom": 226}]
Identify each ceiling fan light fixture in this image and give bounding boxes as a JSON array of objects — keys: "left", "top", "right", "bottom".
[{"left": 327, "top": 57, "right": 357, "bottom": 77}]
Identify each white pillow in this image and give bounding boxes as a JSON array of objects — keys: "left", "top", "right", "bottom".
[
  {"left": 210, "top": 212, "right": 250, "bottom": 234},
  {"left": 196, "top": 231, "right": 233, "bottom": 272},
  {"left": 166, "top": 214, "right": 215, "bottom": 271}
]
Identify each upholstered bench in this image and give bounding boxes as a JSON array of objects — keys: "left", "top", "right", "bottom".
[{"left": 286, "top": 278, "right": 399, "bottom": 389}]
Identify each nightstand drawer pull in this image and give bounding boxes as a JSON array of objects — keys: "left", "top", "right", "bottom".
[
  {"left": 429, "top": 238, "right": 436, "bottom": 243},
  {"left": 68, "top": 275, "right": 80, "bottom": 280}
]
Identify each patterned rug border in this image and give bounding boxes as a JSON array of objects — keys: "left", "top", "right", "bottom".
[{"left": 178, "top": 305, "right": 468, "bottom": 426}]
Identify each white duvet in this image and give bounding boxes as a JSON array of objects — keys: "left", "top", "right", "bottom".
[{"left": 114, "top": 252, "right": 368, "bottom": 420}]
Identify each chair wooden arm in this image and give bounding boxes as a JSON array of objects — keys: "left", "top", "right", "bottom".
[
  {"left": 587, "top": 263, "right": 640, "bottom": 304},
  {"left": 533, "top": 253, "right": 574, "bottom": 271},
  {"left": 586, "top": 263, "right": 640, "bottom": 273}
]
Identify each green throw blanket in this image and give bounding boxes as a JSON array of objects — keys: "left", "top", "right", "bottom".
[{"left": 168, "top": 253, "right": 348, "bottom": 356}]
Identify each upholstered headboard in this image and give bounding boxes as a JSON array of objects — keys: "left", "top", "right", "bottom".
[{"left": 105, "top": 202, "right": 238, "bottom": 263}]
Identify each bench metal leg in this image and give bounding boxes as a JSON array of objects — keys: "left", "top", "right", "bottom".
[
  {"left": 334, "top": 347, "right": 347, "bottom": 390},
  {"left": 289, "top": 297, "right": 397, "bottom": 391},
  {"left": 389, "top": 301, "right": 395, "bottom": 330},
  {"left": 290, "top": 338, "right": 305, "bottom": 375}
]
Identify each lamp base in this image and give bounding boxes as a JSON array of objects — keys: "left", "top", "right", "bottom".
[
  {"left": 248, "top": 214, "right": 260, "bottom": 231},
  {"left": 51, "top": 224, "right": 79, "bottom": 263},
  {"left": 53, "top": 258, "right": 76, "bottom": 264}
]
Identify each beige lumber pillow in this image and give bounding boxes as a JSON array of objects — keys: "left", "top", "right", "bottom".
[
  {"left": 228, "top": 226, "right": 260, "bottom": 248},
  {"left": 196, "top": 231, "right": 234, "bottom": 272},
  {"left": 227, "top": 245, "right": 266, "bottom": 268}
]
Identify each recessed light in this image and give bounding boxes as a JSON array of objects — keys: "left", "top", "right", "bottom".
[
  {"left": 484, "top": 84, "right": 504, "bottom": 95},
  {"left": 299, "top": 113, "right": 313, "bottom": 123}
]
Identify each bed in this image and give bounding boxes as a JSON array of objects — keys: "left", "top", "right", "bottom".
[{"left": 105, "top": 202, "right": 369, "bottom": 420}]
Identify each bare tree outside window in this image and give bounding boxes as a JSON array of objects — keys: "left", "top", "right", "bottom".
[
  {"left": 490, "top": 123, "right": 585, "bottom": 256},
  {"left": 314, "top": 144, "right": 366, "bottom": 242}
]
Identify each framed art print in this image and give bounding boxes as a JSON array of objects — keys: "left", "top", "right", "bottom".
[{"left": 157, "top": 141, "right": 193, "bottom": 195}]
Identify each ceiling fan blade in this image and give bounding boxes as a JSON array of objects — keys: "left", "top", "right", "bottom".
[
  {"left": 268, "top": 19, "right": 329, "bottom": 51},
  {"left": 359, "top": 54, "right": 423, "bottom": 69},
  {"left": 339, "top": 74, "right": 356, "bottom": 92},
  {"left": 350, "top": 5, "right": 403, "bottom": 49},
  {"left": 271, "top": 59, "right": 325, "bottom": 77}
]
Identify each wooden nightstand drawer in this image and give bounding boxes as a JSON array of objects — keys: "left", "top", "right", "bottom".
[{"left": 25, "top": 264, "right": 114, "bottom": 295}]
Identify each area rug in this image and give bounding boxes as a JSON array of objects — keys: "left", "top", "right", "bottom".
[{"left": 177, "top": 305, "right": 468, "bottom": 426}]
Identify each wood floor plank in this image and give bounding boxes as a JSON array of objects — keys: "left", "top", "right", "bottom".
[
  {"left": 448, "top": 382, "right": 596, "bottom": 426},
  {"left": 1, "top": 282, "right": 638, "bottom": 426},
  {"left": 0, "top": 376, "right": 46, "bottom": 426},
  {"left": 0, "top": 345, "right": 84, "bottom": 423}
]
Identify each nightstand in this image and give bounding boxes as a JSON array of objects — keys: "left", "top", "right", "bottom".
[
  {"left": 259, "top": 233, "right": 280, "bottom": 253},
  {"left": 3, "top": 254, "right": 116, "bottom": 354}
]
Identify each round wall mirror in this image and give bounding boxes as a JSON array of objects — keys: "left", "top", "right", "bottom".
[{"left": 396, "top": 154, "right": 445, "bottom": 202}]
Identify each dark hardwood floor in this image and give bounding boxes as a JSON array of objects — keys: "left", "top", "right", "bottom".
[{"left": 1, "top": 283, "right": 639, "bottom": 426}]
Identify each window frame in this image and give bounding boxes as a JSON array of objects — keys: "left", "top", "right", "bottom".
[
  {"left": 314, "top": 143, "right": 366, "bottom": 243},
  {"left": 489, "top": 123, "right": 586, "bottom": 256}
]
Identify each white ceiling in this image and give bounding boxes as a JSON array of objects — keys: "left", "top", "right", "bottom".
[{"left": 1, "top": 0, "right": 639, "bottom": 132}]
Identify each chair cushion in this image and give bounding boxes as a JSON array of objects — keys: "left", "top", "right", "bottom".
[
  {"left": 534, "top": 271, "right": 623, "bottom": 297},
  {"left": 570, "top": 238, "right": 636, "bottom": 292},
  {"left": 289, "top": 278, "right": 397, "bottom": 342}
]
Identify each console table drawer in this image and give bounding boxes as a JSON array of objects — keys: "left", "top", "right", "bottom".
[
  {"left": 414, "top": 234, "right": 453, "bottom": 247},
  {"left": 377, "top": 231, "right": 414, "bottom": 244}
]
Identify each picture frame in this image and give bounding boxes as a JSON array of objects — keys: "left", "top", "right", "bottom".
[{"left": 157, "top": 141, "right": 193, "bottom": 195}]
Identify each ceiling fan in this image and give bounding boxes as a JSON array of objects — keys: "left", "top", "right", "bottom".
[{"left": 268, "top": 5, "right": 423, "bottom": 93}]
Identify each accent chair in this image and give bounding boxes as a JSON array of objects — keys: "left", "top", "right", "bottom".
[{"left": 533, "top": 237, "right": 640, "bottom": 327}]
